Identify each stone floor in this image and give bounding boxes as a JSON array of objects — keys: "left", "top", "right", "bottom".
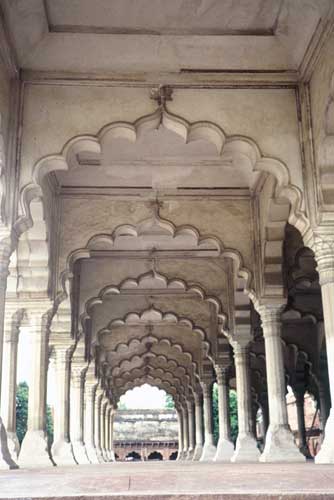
[{"left": 1, "top": 462, "right": 334, "bottom": 499}]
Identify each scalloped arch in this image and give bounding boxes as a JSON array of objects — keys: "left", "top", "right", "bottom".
[
  {"left": 97, "top": 306, "right": 211, "bottom": 358},
  {"left": 102, "top": 334, "right": 200, "bottom": 376},
  {"left": 17, "top": 105, "right": 309, "bottom": 238},
  {"left": 84, "top": 269, "right": 227, "bottom": 330}
]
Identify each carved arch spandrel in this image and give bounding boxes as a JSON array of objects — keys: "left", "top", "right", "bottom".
[{"left": 16, "top": 105, "right": 309, "bottom": 300}]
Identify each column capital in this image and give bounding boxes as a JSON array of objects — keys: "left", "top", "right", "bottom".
[
  {"left": 200, "top": 381, "right": 212, "bottom": 398},
  {"left": 214, "top": 365, "right": 229, "bottom": 386},
  {"left": 186, "top": 398, "right": 194, "bottom": 412},
  {"left": 305, "top": 233, "right": 334, "bottom": 285},
  {"left": 0, "top": 237, "right": 12, "bottom": 282},
  {"left": 194, "top": 391, "right": 203, "bottom": 406}
]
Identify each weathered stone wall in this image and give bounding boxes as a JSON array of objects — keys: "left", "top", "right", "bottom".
[{"left": 114, "top": 409, "right": 178, "bottom": 442}]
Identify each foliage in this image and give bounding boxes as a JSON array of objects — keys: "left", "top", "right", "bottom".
[
  {"left": 16, "top": 381, "right": 54, "bottom": 445},
  {"left": 212, "top": 383, "right": 238, "bottom": 445},
  {"left": 117, "top": 400, "right": 128, "bottom": 410},
  {"left": 165, "top": 393, "right": 175, "bottom": 409},
  {"left": 16, "top": 382, "right": 28, "bottom": 444}
]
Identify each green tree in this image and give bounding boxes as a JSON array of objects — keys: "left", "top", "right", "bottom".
[
  {"left": 165, "top": 393, "right": 175, "bottom": 409},
  {"left": 16, "top": 381, "right": 29, "bottom": 444},
  {"left": 212, "top": 383, "right": 238, "bottom": 445},
  {"left": 16, "top": 381, "right": 54, "bottom": 445},
  {"left": 117, "top": 400, "right": 127, "bottom": 410}
]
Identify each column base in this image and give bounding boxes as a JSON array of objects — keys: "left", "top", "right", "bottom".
[
  {"left": 192, "top": 444, "right": 203, "bottom": 461},
  {"left": 315, "top": 409, "right": 334, "bottom": 464},
  {"left": 6, "top": 431, "right": 20, "bottom": 459},
  {"left": 214, "top": 438, "right": 234, "bottom": 462},
  {"left": 231, "top": 433, "right": 260, "bottom": 463},
  {"left": 199, "top": 442, "right": 216, "bottom": 461},
  {"left": 19, "top": 430, "right": 54, "bottom": 468},
  {"left": 186, "top": 447, "right": 195, "bottom": 460},
  {"left": 52, "top": 439, "right": 77, "bottom": 466},
  {"left": 109, "top": 450, "right": 116, "bottom": 461},
  {"left": 96, "top": 446, "right": 105, "bottom": 463},
  {"left": 72, "top": 441, "right": 90, "bottom": 464},
  {"left": 177, "top": 450, "right": 184, "bottom": 460},
  {"left": 0, "top": 419, "right": 19, "bottom": 469},
  {"left": 85, "top": 445, "right": 100, "bottom": 464},
  {"left": 260, "top": 425, "right": 305, "bottom": 463}
]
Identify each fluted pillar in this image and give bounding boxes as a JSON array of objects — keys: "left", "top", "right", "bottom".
[
  {"left": 186, "top": 399, "right": 195, "bottom": 460},
  {"left": 70, "top": 366, "right": 89, "bottom": 464},
  {"left": 231, "top": 340, "right": 260, "bottom": 462},
  {"left": 0, "top": 242, "right": 18, "bottom": 470},
  {"left": 294, "top": 387, "right": 310, "bottom": 457},
  {"left": 94, "top": 386, "right": 104, "bottom": 463},
  {"left": 84, "top": 371, "right": 99, "bottom": 464},
  {"left": 307, "top": 238, "right": 334, "bottom": 463},
  {"left": 1, "top": 310, "right": 20, "bottom": 458},
  {"left": 100, "top": 398, "right": 108, "bottom": 461},
  {"left": 214, "top": 366, "right": 234, "bottom": 462},
  {"left": 192, "top": 392, "right": 204, "bottom": 460},
  {"left": 176, "top": 408, "right": 184, "bottom": 460},
  {"left": 51, "top": 344, "right": 76, "bottom": 465},
  {"left": 109, "top": 407, "right": 116, "bottom": 461},
  {"left": 19, "top": 303, "right": 54, "bottom": 467},
  {"left": 181, "top": 405, "right": 189, "bottom": 459},
  {"left": 200, "top": 382, "right": 216, "bottom": 461},
  {"left": 258, "top": 304, "right": 304, "bottom": 462}
]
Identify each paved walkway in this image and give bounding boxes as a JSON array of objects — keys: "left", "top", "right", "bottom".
[{"left": 1, "top": 462, "right": 334, "bottom": 499}]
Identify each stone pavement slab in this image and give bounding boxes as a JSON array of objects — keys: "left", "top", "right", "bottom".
[{"left": 1, "top": 462, "right": 334, "bottom": 499}]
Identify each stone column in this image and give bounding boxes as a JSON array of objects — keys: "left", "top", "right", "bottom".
[
  {"left": 214, "top": 366, "right": 234, "bottom": 461},
  {"left": 308, "top": 240, "right": 334, "bottom": 463},
  {"left": 94, "top": 386, "right": 104, "bottom": 463},
  {"left": 176, "top": 408, "right": 184, "bottom": 460},
  {"left": 51, "top": 344, "right": 76, "bottom": 465},
  {"left": 100, "top": 397, "right": 108, "bottom": 461},
  {"left": 318, "top": 379, "right": 329, "bottom": 440},
  {"left": 84, "top": 371, "right": 99, "bottom": 464},
  {"left": 0, "top": 241, "right": 18, "bottom": 470},
  {"left": 105, "top": 406, "right": 111, "bottom": 461},
  {"left": 294, "top": 387, "right": 310, "bottom": 457},
  {"left": 192, "top": 392, "right": 204, "bottom": 461},
  {"left": 70, "top": 366, "right": 90, "bottom": 464},
  {"left": 258, "top": 305, "right": 304, "bottom": 462},
  {"left": 19, "top": 304, "right": 54, "bottom": 467},
  {"left": 109, "top": 407, "right": 116, "bottom": 461},
  {"left": 231, "top": 341, "right": 260, "bottom": 462},
  {"left": 200, "top": 382, "right": 216, "bottom": 461},
  {"left": 186, "top": 399, "right": 195, "bottom": 460},
  {"left": 181, "top": 405, "right": 189, "bottom": 459},
  {"left": 1, "top": 310, "right": 20, "bottom": 458}
]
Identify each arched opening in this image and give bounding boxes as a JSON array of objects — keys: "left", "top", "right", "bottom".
[
  {"left": 148, "top": 451, "right": 163, "bottom": 461},
  {"left": 169, "top": 451, "right": 178, "bottom": 460},
  {"left": 113, "top": 385, "right": 178, "bottom": 463},
  {"left": 125, "top": 451, "right": 141, "bottom": 462}
]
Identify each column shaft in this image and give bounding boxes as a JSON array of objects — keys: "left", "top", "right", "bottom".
[
  {"left": 182, "top": 406, "right": 189, "bottom": 458},
  {"left": 70, "top": 369, "right": 89, "bottom": 464},
  {"left": 186, "top": 400, "right": 195, "bottom": 460},
  {"left": 192, "top": 394, "right": 204, "bottom": 460},
  {"left": 231, "top": 343, "right": 259, "bottom": 462},
  {"left": 19, "top": 308, "right": 53, "bottom": 467},
  {"left": 84, "top": 381, "right": 99, "bottom": 463},
  {"left": 200, "top": 383, "right": 216, "bottom": 461},
  {"left": 177, "top": 409, "right": 184, "bottom": 460},
  {"left": 214, "top": 367, "right": 234, "bottom": 461},
  {"left": 315, "top": 253, "right": 334, "bottom": 462},
  {"left": 259, "top": 305, "right": 304, "bottom": 462},
  {"left": 1, "top": 316, "right": 19, "bottom": 457},
  {"left": 0, "top": 247, "right": 18, "bottom": 469}
]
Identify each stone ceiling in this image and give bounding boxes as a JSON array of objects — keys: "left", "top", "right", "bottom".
[{"left": 2, "top": 0, "right": 331, "bottom": 73}]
